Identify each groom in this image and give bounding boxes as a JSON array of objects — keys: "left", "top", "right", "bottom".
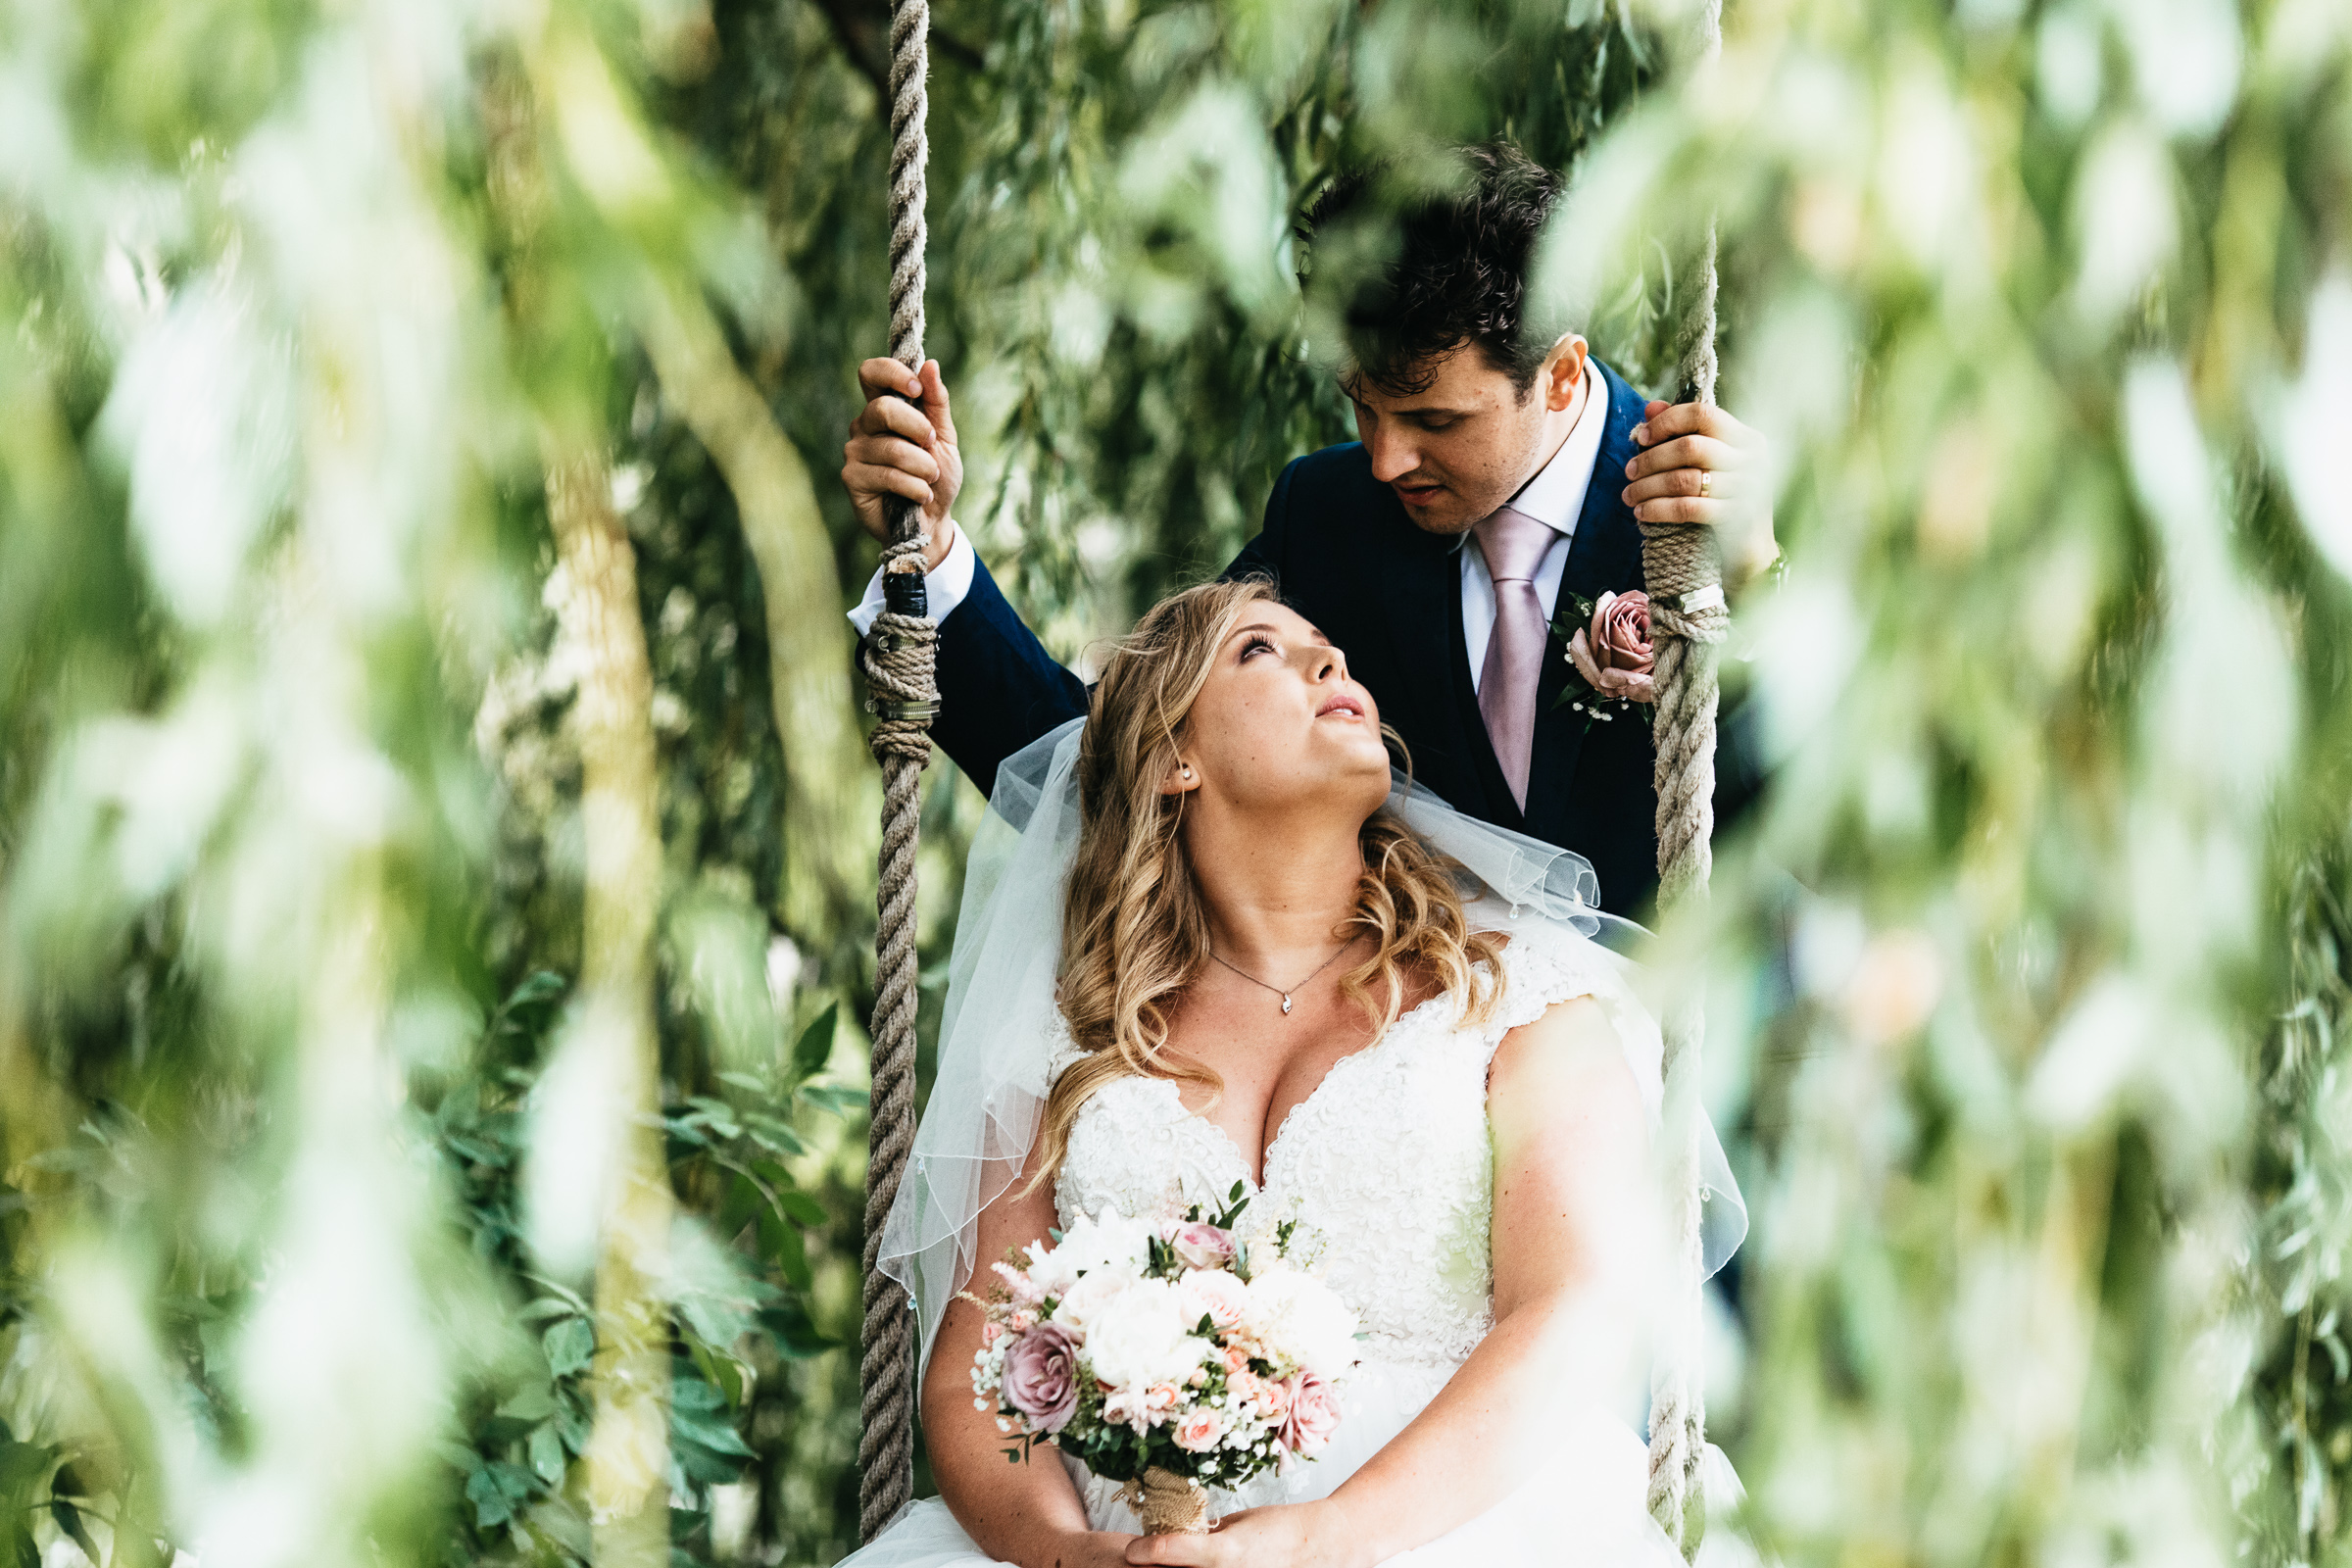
[{"left": 840, "top": 143, "right": 1774, "bottom": 916}]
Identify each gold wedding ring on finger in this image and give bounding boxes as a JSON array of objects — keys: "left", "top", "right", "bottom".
[{"left": 1698, "top": 469, "right": 1714, "bottom": 498}]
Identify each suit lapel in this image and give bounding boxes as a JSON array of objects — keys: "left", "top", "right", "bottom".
[
  {"left": 1374, "top": 510, "right": 1496, "bottom": 815},
  {"left": 1558, "top": 357, "right": 1647, "bottom": 610},
  {"left": 1524, "top": 359, "right": 1648, "bottom": 844}
]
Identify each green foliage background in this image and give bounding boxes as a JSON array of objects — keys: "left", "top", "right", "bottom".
[{"left": 0, "top": 0, "right": 2348, "bottom": 1566}]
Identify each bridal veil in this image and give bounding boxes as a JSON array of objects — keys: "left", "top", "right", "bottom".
[{"left": 873, "top": 716, "right": 1747, "bottom": 1380}]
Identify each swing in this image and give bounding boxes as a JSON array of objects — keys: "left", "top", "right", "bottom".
[{"left": 853, "top": 0, "right": 1732, "bottom": 1551}]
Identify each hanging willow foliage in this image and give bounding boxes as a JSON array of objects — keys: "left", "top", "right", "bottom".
[{"left": 2, "top": 1, "right": 2349, "bottom": 1567}]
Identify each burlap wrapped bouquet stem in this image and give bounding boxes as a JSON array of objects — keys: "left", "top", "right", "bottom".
[{"left": 1126, "top": 1466, "right": 1212, "bottom": 1536}]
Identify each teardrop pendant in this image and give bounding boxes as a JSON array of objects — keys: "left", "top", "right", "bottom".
[{"left": 1281, "top": 994, "right": 1293, "bottom": 1015}]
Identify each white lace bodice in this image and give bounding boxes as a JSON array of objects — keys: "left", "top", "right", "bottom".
[{"left": 1051, "top": 928, "right": 1646, "bottom": 1374}]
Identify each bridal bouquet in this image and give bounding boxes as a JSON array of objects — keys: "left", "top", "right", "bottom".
[{"left": 965, "top": 1184, "right": 1359, "bottom": 1535}]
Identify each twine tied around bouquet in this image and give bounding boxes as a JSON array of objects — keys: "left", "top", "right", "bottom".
[{"left": 1125, "top": 1466, "right": 1211, "bottom": 1536}]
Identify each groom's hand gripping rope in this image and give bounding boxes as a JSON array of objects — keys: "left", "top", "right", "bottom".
[
  {"left": 846, "top": 356, "right": 963, "bottom": 571},
  {"left": 1622, "top": 400, "right": 1778, "bottom": 594}
]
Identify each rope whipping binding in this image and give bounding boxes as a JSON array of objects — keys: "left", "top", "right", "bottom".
[
  {"left": 858, "top": 0, "right": 936, "bottom": 1540},
  {"left": 1642, "top": 1, "right": 1728, "bottom": 1557}
]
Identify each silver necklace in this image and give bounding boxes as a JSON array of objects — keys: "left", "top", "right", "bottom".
[{"left": 1205, "top": 938, "right": 1356, "bottom": 1015}]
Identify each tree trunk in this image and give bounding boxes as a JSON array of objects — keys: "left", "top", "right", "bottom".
[{"left": 546, "top": 452, "right": 674, "bottom": 1568}]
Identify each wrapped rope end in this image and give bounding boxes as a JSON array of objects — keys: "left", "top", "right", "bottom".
[{"left": 862, "top": 533, "right": 941, "bottom": 762}]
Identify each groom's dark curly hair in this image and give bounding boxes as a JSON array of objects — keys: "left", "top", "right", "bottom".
[{"left": 1301, "top": 141, "right": 1564, "bottom": 401}]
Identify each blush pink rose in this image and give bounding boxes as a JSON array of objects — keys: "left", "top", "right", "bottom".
[
  {"left": 1101, "top": 1386, "right": 1148, "bottom": 1434},
  {"left": 1169, "top": 1222, "right": 1237, "bottom": 1270},
  {"left": 1254, "top": 1374, "right": 1290, "bottom": 1422},
  {"left": 1177, "top": 1268, "right": 1250, "bottom": 1332},
  {"left": 1001, "top": 1323, "right": 1080, "bottom": 1434},
  {"left": 1174, "top": 1409, "right": 1224, "bottom": 1452},
  {"left": 1567, "top": 590, "right": 1657, "bottom": 704},
  {"left": 1221, "top": 1347, "right": 1250, "bottom": 1375},
  {"left": 1278, "top": 1370, "right": 1342, "bottom": 1456}
]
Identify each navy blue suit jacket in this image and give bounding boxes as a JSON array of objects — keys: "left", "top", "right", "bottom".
[{"left": 926, "top": 359, "right": 1735, "bottom": 917}]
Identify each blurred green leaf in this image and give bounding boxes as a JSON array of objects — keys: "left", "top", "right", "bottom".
[
  {"left": 541, "top": 1317, "right": 594, "bottom": 1378},
  {"left": 789, "top": 1002, "right": 839, "bottom": 1084}
]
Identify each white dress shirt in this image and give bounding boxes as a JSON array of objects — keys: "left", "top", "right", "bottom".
[
  {"left": 1459, "top": 359, "right": 1605, "bottom": 693},
  {"left": 850, "top": 361, "right": 1609, "bottom": 696}
]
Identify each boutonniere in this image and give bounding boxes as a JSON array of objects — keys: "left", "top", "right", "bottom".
[{"left": 1550, "top": 588, "right": 1657, "bottom": 729}]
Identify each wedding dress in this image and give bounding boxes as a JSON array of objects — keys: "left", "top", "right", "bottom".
[
  {"left": 844, "top": 719, "right": 1745, "bottom": 1568},
  {"left": 849, "top": 920, "right": 1696, "bottom": 1566}
]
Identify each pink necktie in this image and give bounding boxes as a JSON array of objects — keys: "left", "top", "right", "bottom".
[{"left": 1473, "top": 505, "right": 1554, "bottom": 811}]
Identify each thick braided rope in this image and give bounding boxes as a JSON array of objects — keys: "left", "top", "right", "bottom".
[
  {"left": 858, "top": 0, "right": 932, "bottom": 1541},
  {"left": 1643, "top": 6, "right": 1725, "bottom": 1555}
]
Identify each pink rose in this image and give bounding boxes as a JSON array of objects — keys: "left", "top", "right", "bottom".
[
  {"left": 1001, "top": 1323, "right": 1080, "bottom": 1434},
  {"left": 1145, "top": 1381, "right": 1181, "bottom": 1419},
  {"left": 1174, "top": 1409, "right": 1224, "bottom": 1452},
  {"left": 981, "top": 1321, "right": 1002, "bottom": 1347},
  {"left": 1101, "top": 1386, "right": 1150, "bottom": 1434},
  {"left": 1278, "top": 1369, "right": 1342, "bottom": 1457},
  {"left": 1177, "top": 1269, "right": 1250, "bottom": 1332},
  {"left": 1254, "top": 1374, "right": 1290, "bottom": 1422},
  {"left": 1567, "top": 590, "right": 1656, "bottom": 704},
  {"left": 1169, "top": 1222, "right": 1236, "bottom": 1270},
  {"left": 1221, "top": 1347, "right": 1250, "bottom": 1375}
]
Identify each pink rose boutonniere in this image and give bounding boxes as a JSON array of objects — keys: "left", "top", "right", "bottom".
[{"left": 1555, "top": 589, "right": 1656, "bottom": 726}]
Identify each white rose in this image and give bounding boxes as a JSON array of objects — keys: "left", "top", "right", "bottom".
[
  {"left": 1083, "top": 1279, "right": 1209, "bottom": 1394},
  {"left": 1176, "top": 1267, "right": 1250, "bottom": 1332},
  {"left": 1022, "top": 1238, "right": 1078, "bottom": 1299},
  {"left": 1050, "top": 1268, "right": 1132, "bottom": 1340},
  {"left": 1026, "top": 1206, "right": 1151, "bottom": 1299},
  {"left": 1243, "top": 1265, "right": 1360, "bottom": 1375}
]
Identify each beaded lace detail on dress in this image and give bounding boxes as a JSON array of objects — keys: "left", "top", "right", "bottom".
[{"left": 1049, "top": 927, "right": 1640, "bottom": 1376}]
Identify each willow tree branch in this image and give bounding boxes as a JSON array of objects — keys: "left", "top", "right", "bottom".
[
  {"left": 545, "top": 450, "right": 673, "bottom": 1568},
  {"left": 637, "top": 282, "right": 872, "bottom": 934}
]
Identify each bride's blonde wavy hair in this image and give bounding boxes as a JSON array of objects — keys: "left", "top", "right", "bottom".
[{"left": 1024, "top": 577, "right": 1507, "bottom": 1193}]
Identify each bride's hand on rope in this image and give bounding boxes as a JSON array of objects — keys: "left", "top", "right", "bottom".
[
  {"left": 1123, "top": 1498, "right": 1368, "bottom": 1568},
  {"left": 1621, "top": 399, "right": 1780, "bottom": 592},
  {"left": 844, "top": 356, "right": 963, "bottom": 570}
]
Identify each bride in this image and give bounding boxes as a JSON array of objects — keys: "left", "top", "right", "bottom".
[{"left": 848, "top": 578, "right": 1742, "bottom": 1568}]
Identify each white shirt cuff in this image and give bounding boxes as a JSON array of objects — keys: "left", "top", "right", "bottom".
[{"left": 847, "top": 521, "right": 976, "bottom": 636}]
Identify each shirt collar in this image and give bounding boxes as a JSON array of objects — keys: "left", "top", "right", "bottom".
[{"left": 1503, "top": 358, "right": 1605, "bottom": 536}]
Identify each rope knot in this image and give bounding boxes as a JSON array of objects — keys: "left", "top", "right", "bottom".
[
  {"left": 860, "top": 535, "right": 940, "bottom": 766},
  {"left": 1639, "top": 518, "right": 1730, "bottom": 645}
]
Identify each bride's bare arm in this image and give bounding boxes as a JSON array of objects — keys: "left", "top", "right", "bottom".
[
  {"left": 1127, "top": 994, "right": 1657, "bottom": 1568},
  {"left": 924, "top": 1166, "right": 1143, "bottom": 1568}
]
